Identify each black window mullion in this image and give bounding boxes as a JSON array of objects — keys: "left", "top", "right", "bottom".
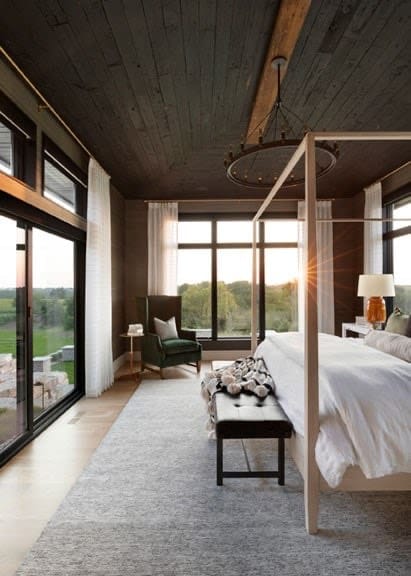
[
  {"left": 25, "top": 225, "right": 34, "bottom": 433},
  {"left": 74, "top": 241, "right": 86, "bottom": 396},
  {"left": 211, "top": 220, "right": 217, "bottom": 340},
  {"left": 259, "top": 221, "right": 265, "bottom": 341},
  {"left": 383, "top": 203, "right": 392, "bottom": 276}
]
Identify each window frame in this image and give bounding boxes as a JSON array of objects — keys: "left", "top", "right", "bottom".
[
  {"left": 0, "top": 197, "right": 86, "bottom": 467},
  {"left": 178, "top": 212, "right": 298, "bottom": 348},
  {"left": 383, "top": 186, "right": 411, "bottom": 316}
]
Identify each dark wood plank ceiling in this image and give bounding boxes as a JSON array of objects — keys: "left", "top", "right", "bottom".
[{"left": 1, "top": 0, "right": 410, "bottom": 200}]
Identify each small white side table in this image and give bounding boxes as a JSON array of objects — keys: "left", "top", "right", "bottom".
[
  {"left": 120, "top": 333, "right": 143, "bottom": 377},
  {"left": 341, "top": 323, "right": 370, "bottom": 338}
]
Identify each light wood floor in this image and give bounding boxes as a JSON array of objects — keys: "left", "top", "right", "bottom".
[
  {"left": 0, "top": 365, "right": 141, "bottom": 576},
  {"left": 0, "top": 361, "right": 214, "bottom": 576}
]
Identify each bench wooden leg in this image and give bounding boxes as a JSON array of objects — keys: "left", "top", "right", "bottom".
[
  {"left": 278, "top": 437, "right": 285, "bottom": 485},
  {"left": 216, "top": 434, "right": 287, "bottom": 486},
  {"left": 217, "top": 437, "right": 223, "bottom": 486}
]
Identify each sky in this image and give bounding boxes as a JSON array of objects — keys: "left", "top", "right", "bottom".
[
  {"left": 177, "top": 247, "right": 299, "bottom": 285},
  {"left": 0, "top": 215, "right": 74, "bottom": 288}
]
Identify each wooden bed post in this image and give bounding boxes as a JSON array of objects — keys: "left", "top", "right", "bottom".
[
  {"left": 251, "top": 139, "right": 306, "bottom": 351},
  {"left": 304, "top": 133, "right": 320, "bottom": 534}
]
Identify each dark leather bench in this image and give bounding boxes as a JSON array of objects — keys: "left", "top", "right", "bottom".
[{"left": 214, "top": 392, "right": 292, "bottom": 486}]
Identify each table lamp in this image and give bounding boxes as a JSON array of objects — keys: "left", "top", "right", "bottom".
[{"left": 357, "top": 274, "right": 395, "bottom": 327}]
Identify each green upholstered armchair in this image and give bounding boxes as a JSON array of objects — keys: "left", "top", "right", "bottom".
[{"left": 136, "top": 295, "right": 202, "bottom": 379}]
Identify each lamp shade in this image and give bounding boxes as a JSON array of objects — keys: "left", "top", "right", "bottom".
[{"left": 357, "top": 274, "right": 395, "bottom": 297}]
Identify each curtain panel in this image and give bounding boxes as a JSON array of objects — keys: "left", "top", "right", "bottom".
[
  {"left": 363, "top": 182, "right": 383, "bottom": 274},
  {"left": 85, "top": 159, "right": 113, "bottom": 397},
  {"left": 298, "top": 200, "right": 335, "bottom": 334},
  {"left": 362, "top": 182, "right": 383, "bottom": 317},
  {"left": 147, "top": 202, "right": 178, "bottom": 295}
]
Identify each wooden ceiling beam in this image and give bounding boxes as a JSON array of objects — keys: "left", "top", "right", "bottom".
[{"left": 246, "top": 0, "right": 312, "bottom": 144}]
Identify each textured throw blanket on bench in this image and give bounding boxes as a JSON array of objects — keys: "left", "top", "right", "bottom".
[{"left": 200, "top": 357, "right": 275, "bottom": 437}]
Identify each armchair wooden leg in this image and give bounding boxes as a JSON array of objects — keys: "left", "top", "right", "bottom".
[
  {"left": 196, "top": 360, "right": 201, "bottom": 373},
  {"left": 160, "top": 368, "right": 165, "bottom": 379}
]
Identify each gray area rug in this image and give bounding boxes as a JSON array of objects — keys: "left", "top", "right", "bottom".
[{"left": 17, "top": 374, "right": 411, "bottom": 575}]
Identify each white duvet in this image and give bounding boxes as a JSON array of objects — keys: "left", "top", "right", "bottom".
[{"left": 256, "top": 332, "right": 411, "bottom": 488}]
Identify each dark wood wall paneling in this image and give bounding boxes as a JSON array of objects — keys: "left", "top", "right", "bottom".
[
  {"left": 333, "top": 194, "right": 364, "bottom": 336},
  {"left": 110, "top": 185, "right": 127, "bottom": 360},
  {"left": 125, "top": 200, "right": 148, "bottom": 353},
  {"left": 382, "top": 163, "right": 411, "bottom": 197}
]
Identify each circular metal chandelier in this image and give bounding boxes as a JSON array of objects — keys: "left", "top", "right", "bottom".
[{"left": 224, "top": 56, "right": 339, "bottom": 189}]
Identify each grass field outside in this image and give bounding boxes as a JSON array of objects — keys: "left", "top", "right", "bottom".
[
  {"left": 32, "top": 327, "right": 73, "bottom": 356},
  {"left": 53, "top": 361, "right": 74, "bottom": 384},
  {"left": 0, "top": 298, "right": 14, "bottom": 311},
  {"left": 0, "top": 326, "right": 73, "bottom": 355},
  {"left": 0, "top": 326, "right": 75, "bottom": 384}
]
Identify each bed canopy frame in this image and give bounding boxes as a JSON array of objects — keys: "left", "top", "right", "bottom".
[{"left": 250, "top": 131, "right": 411, "bottom": 535}]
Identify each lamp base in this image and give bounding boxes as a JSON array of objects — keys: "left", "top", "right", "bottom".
[{"left": 366, "top": 296, "right": 386, "bottom": 327}]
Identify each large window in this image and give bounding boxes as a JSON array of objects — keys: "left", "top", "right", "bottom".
[
  {"left": 0, "top": 91, "right": 36, "bottom": 186},
  {"left": 0, "top": 121, "right": 13, "bottom": 175},
  {"left": 384, "top": 192, "right": 411, "bottom": 312},
  {"left": 43, "top": 159, "right": 77, "bottom": 213},
  {"left": 178, "top": 216, "right": 298, "bottom": 343},
  {"left": 43, "top": 137, "right": 87, "bottom": 217}
]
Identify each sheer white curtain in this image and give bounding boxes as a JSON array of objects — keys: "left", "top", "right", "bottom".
[
  {"left": 85, "top": 159, "right": 113, "bottom": 397},
  {"left": 147, "top": 202, "right": 178, "bottom": 295},
  {"left": 364, "top": 182, "right": 383, "bottom": 274},
  {"left": 298, "top": 200, "right": 335, "bottom": 334}
]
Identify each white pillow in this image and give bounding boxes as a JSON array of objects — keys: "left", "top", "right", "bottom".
[
  {"left": 154, "top": 316, "right": 178, "bottom": 340},
  {"left": 364, "top": 330, "right": 411, "bottom": 363}
]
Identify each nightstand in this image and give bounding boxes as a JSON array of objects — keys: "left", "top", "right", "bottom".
[{"left": 341, "top": 323, "right": 370, "bottom": 338}]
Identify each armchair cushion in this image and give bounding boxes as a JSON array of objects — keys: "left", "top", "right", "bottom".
[
  {"left": 154, "top": 316, "right": 178, "bottom": 340},
  {"left": 162, "top": 338, "right": 201, "bottom": 356}
]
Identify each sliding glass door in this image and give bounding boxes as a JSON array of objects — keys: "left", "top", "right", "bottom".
[
  {"left": 0, "top": 209, "right": 84, "bottom": 463},
  {"left": 0, "top": 215, "right": 28, "bottom": 449}
]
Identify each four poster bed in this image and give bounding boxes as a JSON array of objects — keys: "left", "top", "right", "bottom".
[{"left": 250, "top": 131, "right": 411, "bottom": 534}]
